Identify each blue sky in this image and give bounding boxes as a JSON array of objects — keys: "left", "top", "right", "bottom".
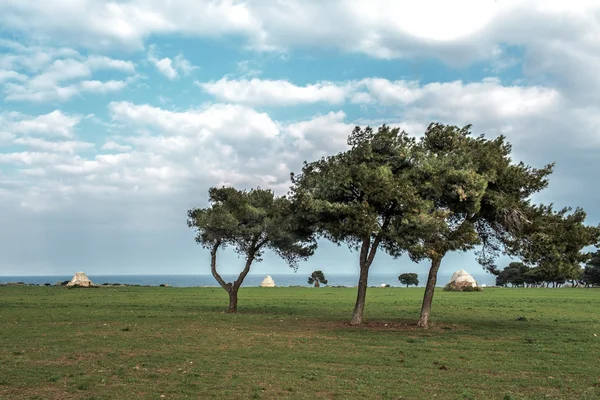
[{"left": 0, "top": 0, "right": 599, "bottom": 278}]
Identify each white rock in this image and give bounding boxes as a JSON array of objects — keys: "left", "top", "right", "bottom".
[
  {"left": 260, "top": 275, "right": 275, "bottom": 287},
  {"left": 66, "top": 271, "right": 94, "bottom": 287},
  {"left": 448, "top": 269, "right": 477, "bottom": 287}
]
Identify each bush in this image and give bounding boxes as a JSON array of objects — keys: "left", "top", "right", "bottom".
[{"left": 443, "top": 283, "right": 483, "bottom": 292}]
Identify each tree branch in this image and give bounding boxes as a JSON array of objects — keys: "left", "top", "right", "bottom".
[
  {"left": 210, "top": 239, "right": 231, "bottom": 292},
  {"left": 366, "top": 215, "right": 392, "bottom": 267},
  {"left": 234, "top": 235, "right": 260, "bottom": 290}
]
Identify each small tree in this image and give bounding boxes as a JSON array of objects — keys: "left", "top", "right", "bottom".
[
  {"left": 398, "top": 273, "right": 419, "bottom": 287},
  {"left": 308, "top": 270, "right": 328, "bottom": 287},
  {"left": 187, "top": 187, "right": 316, "bottom": 313}
]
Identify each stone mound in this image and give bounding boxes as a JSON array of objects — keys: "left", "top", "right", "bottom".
[
  {"left": 67, "top": 271, "right": 94, "bottom": 287},
  {"left": 260, "top": 275, "right": 275, "bottom": 287}
]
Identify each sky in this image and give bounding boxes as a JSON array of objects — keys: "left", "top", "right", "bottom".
[{"left": 0, "top": 0, "right": 599, "bottom": 278}]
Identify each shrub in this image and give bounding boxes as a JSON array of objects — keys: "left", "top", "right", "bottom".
[{"left": 443, "top": 283, "right": 483, "bottom": 292}]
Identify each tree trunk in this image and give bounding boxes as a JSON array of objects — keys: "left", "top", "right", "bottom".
[
  {"left": 227, "top": 289, "right": 238, "bottom": 313},
  {"left": 417, "top": 257, "right": 443, "bottom": 328},
  {"left": 314, "top": 280, "right": 320, "bottom": 288},
  {"left": 351, "top": 259, "right": 370, "bottom": 325},
  {"left": 350, "top": 235, "right": 381, "bottom": 325}
]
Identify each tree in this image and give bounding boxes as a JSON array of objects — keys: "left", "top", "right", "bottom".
[
  {"left": 398, "top": 273, "right": 419, "bottom": 287},
  {"left": 187, "top": 187, "right": 316, "bottom": 313},
  {"left": 510, "top": 205, "right": 600, "bottom": 288},
  {"left": 582, "top": 251, "right": 600, "bottom": 287},
  {"left": 495, "top": 262, "right": 530, "bottom": 287},
  {"left": 290, "top": 125, "right": 427, "bottom": 325},
  {"left": 408, "top": 123, "right": 554, "bottom": 327},
  {"left": 308, "top": 270, "right": 328, "bottom": 287}
]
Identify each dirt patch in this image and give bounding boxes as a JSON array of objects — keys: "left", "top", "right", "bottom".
[{"left": 332, "top": 320, "right": 465, "bottom": 332}]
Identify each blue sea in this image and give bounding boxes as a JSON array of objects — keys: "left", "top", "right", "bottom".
[{"left": 0, "top": 272, "right": 497, "bottom": 287}]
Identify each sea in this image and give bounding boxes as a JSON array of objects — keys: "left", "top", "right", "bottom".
[{"left": 0, "top": 272, "right": 497, "bottom": 287}]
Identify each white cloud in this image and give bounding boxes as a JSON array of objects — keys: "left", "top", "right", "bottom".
[
  {"left": 4, "top": 82, "right": 80, "bottom": 102},
  {"left": 80, "top": 80, "right": 129, "bottom": 93},
  {"left": 0, "top": 0, "right": 259, "bottom": 50},
  {"left": 85, "top": 56, "right": 136, "bottom": 72},
  {"left": 153, "top": 57, "right": 178, "bottom": 80},
  {"left": 197, "top": 77, "right": 352, "bottom": 106},
  {"left": 13, "top": 137, "right": 95, "bottom": 154},
  {"left": 359, "top": 77, "right": 561, "bottom": 119},
  {"left": 102, "top": 141, "right": 132, "bottom": 152},
  {"left": 1, "top": 1, "right": 598, "bottom": 107},
  {"left": 148, "top": 45, "right": 196, "bottom": 79},
  {"left": 2, "top": 110, "right": 81, "bottom": 138},
  {"left": 196, "top": 76, "right": 560, "bottom": 119},
  {"left": 174, "top": 54, "right": 197, "bottom": 75},
  {"left": 108, "top": 101, "right": 279, "bottom": 140},
  {"left": 0, "top": 151, "right": 65, "bottom": 166},
  {"left": 0, "top": 70, "right": 27, "bottom": 82},
  {"left": 0, "top": 43, "right": 136, "bottom": 102}
]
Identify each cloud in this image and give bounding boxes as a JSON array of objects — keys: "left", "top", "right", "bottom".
[
  {"left": 2, "top": 1, "right": 598, "bottom": 109},
  {"left": 0, "top": 70, "right": 27, "bottom": 83},
  {"left": 108, "top": 101, "right": 279, "bottom": 140},
  {"left": 148, "top": 45, "right": 196, "bottom": 79},
  {"left": 151, "top": 57, "right": 178, "bottom": 80},
  {"left": 1, "top": 110, "right": 81, "bottom": 138},
  {"left": 0, "top": 0, "right": 259, "bottom": 50},
  {"left": 174, "top": 54, "right": 198, "bottom": 75},
  {"left": 101, "top": 141, "right": 133, "bottom": 152},
  {"left": 79, "top": 80, "right": 129, "bottom": 93},
  {"left": 13, "top": 137, "right": 95, "bottom": 154},
  {"left": 197, "top": 78, "right": 353, "bottom": 106},
  {"left": 196, "top": 76, "right": 560, "bottom": 120},
  {"left": 0, "top": 43, "right": 136, "bottom": 102},
  {"left": 85, "top": 56, "right": 136, "bottom": 72}
]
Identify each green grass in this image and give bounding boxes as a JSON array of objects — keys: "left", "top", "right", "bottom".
[{"left": 1, "top": 286, "right": 599, "bottom": 399}]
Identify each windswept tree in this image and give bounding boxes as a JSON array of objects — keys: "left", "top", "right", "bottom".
[
  {"left": 407, "top": 123, "right": 554, "bottom": 327},
  {"left": 398, "top": 273, "right": 419, "bottom": 287},
  {"left": 187, "top": 187, "right": 316, "bottom": 313},
  {"left": 308, "top": 270, "right": 328, "bottom": 287},
  {"left": 290, "top": 125, "right": 427, "bottom": 325}
]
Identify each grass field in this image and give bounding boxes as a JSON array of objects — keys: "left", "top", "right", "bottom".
[{"left": 1, "top": 286, "right": 599, "bottom": 399}]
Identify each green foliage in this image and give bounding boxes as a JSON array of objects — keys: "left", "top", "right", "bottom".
[
  {"left": 496, "top": 262, "right": 530, "bottom": 287},
  {"left": 507, "top": 205, "right": 600, "bottom": 285},
  {"left": 290, "top": 125, "right": 424, "bottom": 253},
  {"left": 405, "top": 123, "right": 554, "bottom": 269},
  {"left": 398, "top": 273, "right": 419, "bottom": 287},
  {"left": 582, "top": 251, "right": 600, "bottom": 286},
  {"left": 307, "top": 270, "right": 328, "bottom": 287},
  {"left": 187, "top": 187, "right": 316, "bottom": 268}
]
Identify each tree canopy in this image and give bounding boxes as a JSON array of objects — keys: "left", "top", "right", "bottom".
[
  {"left": 506, "top": 205, "right": 600, "bottom": 286},
  {"left": 187, "top": 186, "right": 316, "bottom": 312},
  {"left": 398, "top": 273, "right": 419, "bottom": 287},
  {"left": 401, "top": 123, "right": 554, "bottom": 327},
  {"left": 582, "top": 251, "right": 600, "bottom": 287},
  {"left": 290, "top": 125, "right": 427, "bottom": 324},
  {"left": 308, "top": 270, "right": 328, "bottom": 287}
]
